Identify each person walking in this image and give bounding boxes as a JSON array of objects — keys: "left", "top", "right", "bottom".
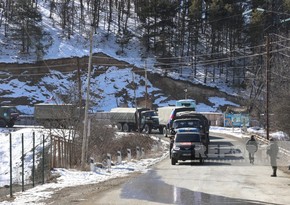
[
  {"left": 246, "top": 135, "right": 258, "bottom": 164},
  {"left": 267, "top": 138, "right": 279, "bottom": 177}
]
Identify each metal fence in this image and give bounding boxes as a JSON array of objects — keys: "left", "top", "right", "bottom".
[{"left": 0, "top": 131, "right": 75, "bottom": 198}]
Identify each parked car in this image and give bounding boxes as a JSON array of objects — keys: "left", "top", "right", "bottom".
[{"left": 0, "top": 106, "right": 19, "bottom": 127}]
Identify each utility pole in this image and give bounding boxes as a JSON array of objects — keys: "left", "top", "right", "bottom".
[
  {"left": 144, "top": 60, "right": 148, "bottom": 108},
  {"left": 266, "top": 35, "right": 270, "bottom": 140},
  {"left": 81, "top": 25, "right": 94, "bottom": 169}
]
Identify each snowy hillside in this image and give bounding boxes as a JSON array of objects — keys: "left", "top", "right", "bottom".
[{"left": 0, "top": 1, "right": 243, "bottom": 115}]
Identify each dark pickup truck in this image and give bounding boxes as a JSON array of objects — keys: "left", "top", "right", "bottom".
[
  {"left": 171, "top": 130, "right": 206, "bottom": 165},
  {"left": 0, "top": 106, "right": 19, "bottom": 127}
]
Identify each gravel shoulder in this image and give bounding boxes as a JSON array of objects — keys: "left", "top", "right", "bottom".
[{"left": 41, "top": 172, "right": 142, "bottom": 205}]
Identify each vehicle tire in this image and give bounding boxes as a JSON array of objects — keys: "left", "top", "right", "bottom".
[
  {"left": 0, "top": 119, "right": 6, "bottom": 127},
  {"left": 117, "top": 123, "right": 123, "bottom": 131},
  {"left": 7, "top": 122, "right": 14, "bottom": 128},
  {"left": 144, "top": 124, "right": 151, "bottom": 134},
  {"left": 123, "top": 123, "right": 130, "bottom": 132},
  {"left": 163, "top": 127, "right": 167, "bottom": 137},
  {"left": 171, "top": 158, "right": 177, "bottom": 165},
  {"left": 169, "top": 141, "right": 173, "bottom": 159},
  {"left": 159, "top": 127, "right": 163, "bottom": 134}
]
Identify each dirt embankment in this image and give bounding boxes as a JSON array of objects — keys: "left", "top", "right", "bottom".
[
  {"left": 146, "top": 73, "right": 245, "bottom": 111},
  {"left": 0, "top": 53, "right": 131, "bottom": 74},
  {"left": 0, "top": 53, "right": 245, "bottom": 110}
]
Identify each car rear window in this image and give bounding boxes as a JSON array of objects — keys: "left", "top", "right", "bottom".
[
  {"left": 173, "top": 120, "right": 200, "bottom": 128},
  {"left": 175, "top": 133, "right": 201, "bottom": 142}
]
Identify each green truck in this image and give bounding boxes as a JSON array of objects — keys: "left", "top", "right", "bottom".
[
  {"left": 109, "top": 107, "right": 162, "bottom": 134},
  {"left": 34, "top": 103, "right": 84, "bottom": 128},
  {"left": 0, "top": 106, "right": 19, "bottom": 127}
]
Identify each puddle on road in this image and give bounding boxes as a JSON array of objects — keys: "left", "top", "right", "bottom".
[{"left": 121, "top": 170, "right": 266, "bottom": 205}]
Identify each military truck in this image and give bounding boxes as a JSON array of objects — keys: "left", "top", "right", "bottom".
[
  {"left": 0, "top": 106, "right": 19, "bottom": 127},
  {"left": 109, "top": 107, "right": 162, "bottom": 134},
  {"left": 172, "top": 112, "right": 210, "bottom": 139},
  {"left": 157, "top": 106, "right": 196, "bottom": 137},
  {"left": 171, "top": 112, "right": 211, "bottom": 154},
  {"left": 34, "top": 103, "right": 83, "bottom": 128},
  {"left": 157, "top": 106, "right": 175, "bottom": 137}
]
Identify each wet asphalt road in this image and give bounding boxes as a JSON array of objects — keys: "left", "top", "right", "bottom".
[{"left": 83, "top": 132, "right": 290, "bottom": 205}]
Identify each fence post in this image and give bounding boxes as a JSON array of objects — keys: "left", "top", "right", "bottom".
[
  {"left": 127, "top": 149, "right": 131, "bottom": 161},
  {"left": 57, "top": 136, "right": 61, "bottom": 167},
  {"left": 69, "top": 139, "right": 72, "bottom": 168},
  {"left": 64, "top": 138, "right": 67, "bottom": 167},
  {"left": 65, "top": 139, "right": 68, "bottom": 168},
  {"left": 22, "top": 133, "right": 24, "bottom": 191},
  {"left": 107, "top": 153, "right": 111, "bottom": 172},
  {"left": 42, "top": 134, "right": 45, "bottom": 184},
  {"left": 141, "top": 147, "right": 145, "bottom": 158},
  {"left": 50, "top": 135, "right": 53, "bottom": 169},
  {"left": 136, "top": 146, "right": 140, "bottom": 160},
  {"left": 53, "top": 136, "right": 57, "bottom": 168},
  {"left": 32, "top": 132, "right": 35, "bottom": 187},
  {"left": 117, "top": 151, "right": 122, "bottom": 164},
  {"left": 9, "top": 133, "right": 13, "bottom": 197}
]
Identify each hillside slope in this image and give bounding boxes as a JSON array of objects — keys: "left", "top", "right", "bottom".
[
  {"left": 0, "top": 1, "right": 247, "bottom": 114},
  {"left": 0, "top": 53, "right": 243, "bottom": 114}
]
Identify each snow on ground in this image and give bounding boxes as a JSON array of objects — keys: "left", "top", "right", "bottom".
[
  {"left": 0, "top": 126, "right": 287, "bottom": 205},
  {"left": 0, "top": 127, "right": 169, "bottom": 205},
  {"left": 0, "top": 2, "right": 283, "bottom": 204},
  {"left": 0, "top": 1, "right": 243, "bottom": 115}
]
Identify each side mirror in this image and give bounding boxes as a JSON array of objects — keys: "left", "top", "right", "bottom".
[{"left": 170, "top": 128, "right": 176, "bottom": 135}]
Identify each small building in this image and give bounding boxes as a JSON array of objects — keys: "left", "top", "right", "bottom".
[{"left": 224, "top": 106, "right": 250, "bottom": 127}]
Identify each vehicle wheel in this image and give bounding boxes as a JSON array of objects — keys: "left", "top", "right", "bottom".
[
  {"left": 159, "top": 127, "right": 163, "bottom": 134},
  {"left": 169, "top": 141, "right": 173, "bottom": 159},
  {"left": 171, "top": 158, "right": 177, "bottom": 165},
  {"left": 123, "top": 123, "right": 130, "bottom": 132},
  {"left": 7, "top": 122, "right": 14, "bottom": 128},
  {"left": 0, "top": 119, "right": 6, "bottom": 127},
  {"left": 117, "top": 123, "right": 123, "bottom": 131},
  {"left": 144, "top": 124, "right": 151, "bottom": 134},
  {"left": 163, "top": 127, "right": 167, "bottom": 137}
]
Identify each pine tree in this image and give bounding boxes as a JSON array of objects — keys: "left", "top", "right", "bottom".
[{"left": 10, "top": 0, "right": 43, "bottom": 58}]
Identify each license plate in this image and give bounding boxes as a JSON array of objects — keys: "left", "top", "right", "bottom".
[{"left": 182, "top": 153, "right": 191, "bottom": 156}]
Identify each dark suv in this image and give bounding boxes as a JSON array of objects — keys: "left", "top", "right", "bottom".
[
  {"left": 171, "top": 131, "right": 206, "bottom": 165},
  {"left": 0, "top": 106, "right": 19, "bottom": 127}
]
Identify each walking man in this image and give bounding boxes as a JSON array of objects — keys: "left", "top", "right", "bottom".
[
  {"left": 267, "top": 138, "right": 279, "bottom": 177},
  {"left": 246, "top": 135, "right": 258, "bottom": 164}
]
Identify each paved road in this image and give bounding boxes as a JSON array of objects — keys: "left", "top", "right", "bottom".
[{"left": 82, "top": 132, "right": 290, "bottom": 205}]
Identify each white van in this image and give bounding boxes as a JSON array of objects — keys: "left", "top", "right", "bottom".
[{"left": 175, "top": 99, "right": 196, "bottom": 109}]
